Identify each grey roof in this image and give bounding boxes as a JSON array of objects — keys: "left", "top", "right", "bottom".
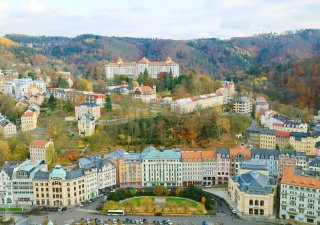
[
  {"left": 65, "top": 169, "right": 84, "bottom": 180},
  {"left": 34, "top": 171, "right": 50, "bottom": 180},
  {"left": 231, "top": 171, "right": 275, "bottom": 195},
  {"left": 240, "top": 161, "right": 268, "bottom": 171},
  {"left": 216, "top": 149, "right": 230, "bottom": 156},
  {"left": 251, "top": 149, "right": 279, "bottom": 159},
  {"left": 280, "top": 150, "right": 306, "bottom": 157},
  {"left": 284, "top": 120, "right": 302, "bottom": 126},
  {"left": 309, "top": 157, "right": 320, "bottom": 167},
  {"left": 233, "top": 97, "right": 251, "bottom": 103},
  {"left": 247, "top": 128, "right": 277, "bottom": 135},
  {"left": 142, "top": 146, "right": 181, "bottom": 159},
  {"left": 0, "top": 162, "right": 20, "bottom": 178},
  {"left": 105, "top": 149, "right": 127, "bottom": 160},
  {"left": 78, "top": 103, "right": 99, "bottom": 107},
  {"left": 79, "top": 158, "right": 92, "bottom": 167}
]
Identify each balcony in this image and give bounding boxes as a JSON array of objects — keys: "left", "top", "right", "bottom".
[
  {"left": 288, "top": 211, "right": 298, "bottom": 215},
  {"left": 305, "top": 214, "right": 316, "bottom": 218}
]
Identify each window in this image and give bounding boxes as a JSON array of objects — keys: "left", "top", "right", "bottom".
[
  {"left": 249, "top": 199, "right": 253, "bottom": 205},
  {"left": 260, "top": 200, "right": 264, "bottom": 206},
  {"left": 255, "top": 200, "right": 259, "bottom": 206}
]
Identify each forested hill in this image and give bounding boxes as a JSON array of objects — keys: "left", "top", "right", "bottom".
[{"left": 6, "top": 29, "right": 320, "bottom": 76}]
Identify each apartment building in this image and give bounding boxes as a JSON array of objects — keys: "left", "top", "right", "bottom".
[
  {"left": 141, "top": 147, "right": 182, "bottom": 187},
  {"left": 29, "top": 140, "right": 54, "bottom": 161},
  {"left": 133, "top": 85, "right": 157, "bottom": 103},
  {"left": 250, "top": 149, "right": 279, "bottom": 177},
  {"left": 84, "top": 93, "right": 106, "bottom": 107},
  {"left": 0, "top": 162, "right": 19, "bottom": 205},
  {"left": 289, "top": 132, "right": 320, "bottom": 156},
  {"left": 0, "top": 113, "right": 17, "bottom": 137},
  {"left": 247, "top": 128, "right": 319, "bottom": 155},
  {"left": 201, "top": 151, "right": 217, "bottom": 187},
  {"left": 229, "top": 146, "right": 251, "bottom": 176},
  {"left": 12, "top": 160, "right": 48, "bottom": 205},
  {"left": 21, "top": 110, "right": 37, "bottom": 132},
  {"left": 105, "top": 56, "right": 179, "bottom": 79},
  {"left": 79, "top": 156, "right": 116, "bottom": 193},
  {"left": 105, "top": 149, "right": 142, "bottom": 188},
  {"left": 75, "top": 103, "right": 101, "bottom": 120},
  {"left": 33, "top": 165, "right": 87, "bottom": 207},
  {"left": 280, "top": 166, "right": 320, "bottom": 225},
  {"left": 229, "top": 171, "right": 276, "bottom": 217},
  {"left": 4, "top": 78, "right": 46, "bottom": 99},
  {"left": 254, "top": 96, "right": 269, "bottom": 112},
  {"left": 233, "top": 97, "right": 252, "bottom": 114},
  {"left": 78, "top": 114, "right": 95, "bottom": 136},
  {"left": 278, "top": 150, "right": 307, "bottom": 177},
  {"left": 181, "top": 151, "right": 216, "bottom": 186},
  {"left": 308, "top": 157, "right": 320, "bottom": 173},
  {"left": 216, "top": 149, "right": 230, "bottom": 185},
  {"left": 171, "top": 93, "right": 224, "bottom": 114}
]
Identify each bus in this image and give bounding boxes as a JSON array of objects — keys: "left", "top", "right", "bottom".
[{"left": 107, "top": 210, "right": 125, "bottom": 216}]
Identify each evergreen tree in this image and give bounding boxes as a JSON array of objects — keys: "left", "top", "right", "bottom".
[
  {"left": 104, "top": 95, "right": 112, "bottom": 112},
  {"left": 48, "top": 94, "right": 57, "bottom": 111}
]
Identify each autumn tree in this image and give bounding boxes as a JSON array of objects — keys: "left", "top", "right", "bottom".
[
  {"left": 175, "top": 186, "right": 184, "bottom": 197},
  {"left": 123, "top": 200, "right": 138, "bottom": 212},
  {"left": 0, "top": 141, "right": 10, "bottom": 165},
  {"left": 153, "top": 185, "right": 170, "bottom": 196},
  {"left": 201, "top": 196, "right": 206, "bottom": 205},
  {"left": 45, "top": 144, "right": 56, "bottom": 169},
  {"left": 102, "top": 200, "right": 122, "bottom": 212},
  {"left": 74, "top": 78, "right": 93, "bottom": 91}
]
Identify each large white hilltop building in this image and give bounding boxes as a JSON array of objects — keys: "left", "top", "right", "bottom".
[{"left": 105, "top": 56, "right": 179, "bottom": 79}]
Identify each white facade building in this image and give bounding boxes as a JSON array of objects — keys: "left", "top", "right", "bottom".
[
  {"left": 12, "top": 160, "right": 48, "bottom": 205},
  {"left": 0, "top": 162, "right": 19, "bottom": 205},
  {"left": 105, "top": 57, "right": 179, "bottom": 79},
  {"left": 4, "top": 78, "right": 46, "bottom": 99},
  {"left": 141, "top": 147, "right": 182, "bottom": 187},
  {"left": 29, "top": 140, "right": 54, "bottom": 162},
  {"left": 171, "top": 93, "right": 224, "bottom": 114}
]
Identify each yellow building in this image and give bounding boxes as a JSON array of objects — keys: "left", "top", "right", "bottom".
[
  {"left": 289, "top": 132, "right": 320, "bottom": 156},
  {"left": 228, "top": 171, "right": 276, "bottom": 217},
  {"left": 33, "top": 165, "right": 87, "bottom": 207},
  {"left": 259, "top": 130, "right": 276, "bottom": 149},
  {"left": 21, "top": 110, "right": 37, "bottom": 132}
]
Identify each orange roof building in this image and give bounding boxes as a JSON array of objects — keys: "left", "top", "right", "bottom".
[{"left": 280, "top": 166, "right": 320, "bottom": 224}]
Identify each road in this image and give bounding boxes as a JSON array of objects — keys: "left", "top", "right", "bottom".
[
  {"left": 15, "top": 209, "right": 274, "bottom": 225},
  {"left": 13, "top": 195, "right": 276, "bottom": 225}
]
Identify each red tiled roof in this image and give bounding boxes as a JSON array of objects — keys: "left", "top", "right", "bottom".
[
  {"left": 273, "top": 123, "right": 284, "bottom": 127},
  {"left": 230, "top": 146, "right": 251, "bottom": 157},
  {"left": 30, "top": 140, "right": 50, "bottom": 148},
  {"left": 22, "top": 111, "right": 34, "bottom": 117},
  {"left": 276, "top": 131, "right": 291, "bottom": 138},
  {"left": 282, "top": 166, "right": 320, "bottom": 189}
]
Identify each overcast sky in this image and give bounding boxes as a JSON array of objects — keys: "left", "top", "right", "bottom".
[{"left": 0, "top": 0, "right": 320, "bottom": 39}]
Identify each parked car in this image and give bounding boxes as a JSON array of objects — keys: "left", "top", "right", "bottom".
[{"left": 232, "top": 209, "right": 237, "bottom": 214}]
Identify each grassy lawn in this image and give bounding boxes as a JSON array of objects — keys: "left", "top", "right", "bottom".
[
  {"left": 166, "top": 197, "right": 198, "bottom": 208},
  {"left": 0, "top": 208, "right": 25, "bottom": 212},
  {"left": 120, "top": 196, "right": 205, "bottom": 214}
]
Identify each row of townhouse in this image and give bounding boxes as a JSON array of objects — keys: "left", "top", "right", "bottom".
[
  {"left": 261, "top": 110, "right": 308, "bottom": 133},
  {"left": 171, "top": 92, "right": 224, "bottom": 114},
  {"left": 104, "top": 146, "right": 310, "bottom": 189},
  {"left": 4, "top": 78, "right": 46, "bottom": 99},
  {"left": 46, "top": 88, "right": 106, "bottom": 107},
  {"left": 0, "top": 156, "right": 116, "bottom": 207},
  {"left": 247, "top": 127, "right": 320, "bottom": 155}
]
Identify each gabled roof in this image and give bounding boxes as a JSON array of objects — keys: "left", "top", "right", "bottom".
[
  {"left": 22, "top": 110, "right": 34, "bottom": 117},
  {"left": 30, "top": 140, "right": 51, "bottom": 148},
  {"left": 251, "top": 149, "right": 280, "bottom": 159},
  {"left": 0, "top": 162, "right": 20, "bottom": 178}
]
